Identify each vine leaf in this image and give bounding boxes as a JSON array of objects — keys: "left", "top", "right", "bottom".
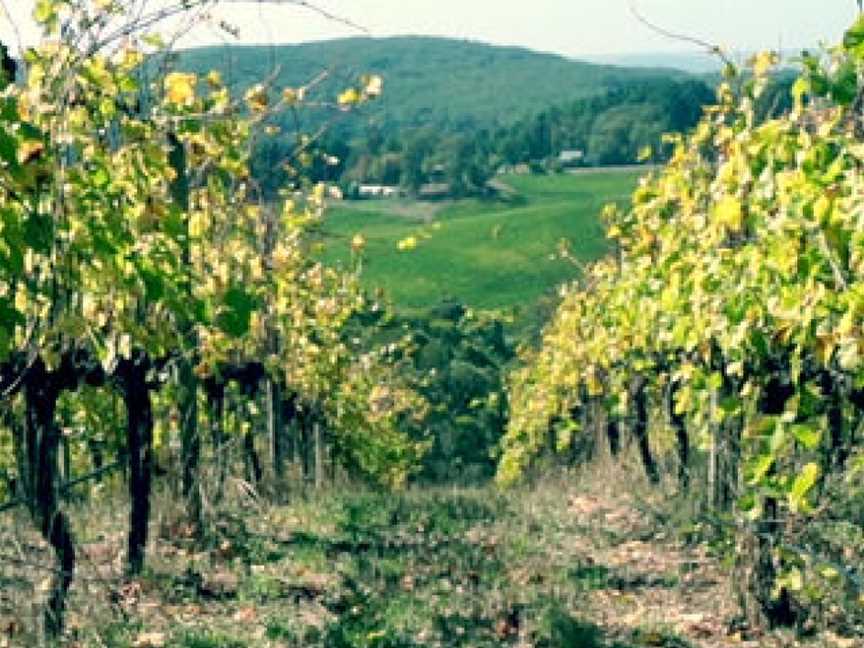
[
  {"left": 216, "top": 286, "right": 258, "bottom": 338},
  {"left": 788, "top": 462, "right": 820, "bottom": 513}
]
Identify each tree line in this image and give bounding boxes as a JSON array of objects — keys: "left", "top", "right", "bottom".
[{"left": 250, "top": 77, "right": 717, "bottom": 199}]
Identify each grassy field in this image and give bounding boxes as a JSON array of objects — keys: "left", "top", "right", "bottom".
[{"left": 319, "top": 170, "right": 641, "bottom": 317}]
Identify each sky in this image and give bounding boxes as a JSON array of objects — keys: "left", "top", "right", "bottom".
[{"left": 0, "top": 0, "right": 859, "bottom": 59}]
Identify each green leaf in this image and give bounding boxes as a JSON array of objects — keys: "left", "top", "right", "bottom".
[
  {"left": 23, "top": 213, "right": 52, "bottom": 253},
  {"left": 831, "top": 61, "right": 858, "bottom": 106},
  {"left": 0, "top": 97, "right": 18, "bottom": 122},
  {"left": 141, "top": 33, "right": 166, "bottom": 49},
  {"left": 719, "top": 395, "right": 740, "bottom": 414},
  {"left": 748, "top": 454, "right": 775, "bottom": 485},
  {"left": 139, "top": 268, "right": 164, "bottom": 302},
  {"left": 790, "top": 423, "right": 821, "bottom": 450},
  {"left": 788, "top": 463, "right": 820, "bottom": 513},
  {"left": 737, "top": 492, "right": 757, "bottom": 513},
  {"left": 707, "top": 372, "right": 723, "bottom": 391},
  {"left": 770, "top": 423, "right": 787, "bottom": 453},
  {"left": 0, "top": 326, "right": 9, "bottom": 362},
  {"left": 33, "top": 0, "right": 57, "bottom": 25},
  {"left": 0, "top": 131, "right": 17, "bottom": 166},
  {"left": 776, "top": 567, "right": 803, "bottom": 593},
  {"left": 0, "top": 296, "right": 24, "bottom": 333},
  {"left": 216, "top": 286, "right": 258, "bottom": 338},
  {"left": 844, "top": 16, "right": 864, "bottom": 53}
]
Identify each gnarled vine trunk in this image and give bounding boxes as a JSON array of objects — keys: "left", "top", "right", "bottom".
[
  {"left": 267, "top": 378, "right": 284, "bottom": 482},
  {"left": 178, "top": 359, "right": 202, "bottom": 538},
  {"left": 606, "top": 416, "right": 621, "bottom": 457},
  {"left": 24, "top": 359, "right": 75, "bottom": 639},
  {"left": 117, "top": 354, "right": 154, "bottom": 576},
  {"left": 667, "top": 379, "right": 689, "bottom": 490},
  {"left": 206, "top": 379, "right": 227, "bottom": 503},
  {"left": 737, "top": 369, "right": 797, "bottom": 629},
  {"left": 631, "top": 376, "right": 659, "bottom": 485}
]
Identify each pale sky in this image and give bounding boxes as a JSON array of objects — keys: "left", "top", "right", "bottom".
[{"left": 0, "top": 0, "right": 858, "bottom": 58}]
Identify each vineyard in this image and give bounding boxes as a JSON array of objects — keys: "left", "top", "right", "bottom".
[
  {"left": 1, "top": 1, "right": 864, "bottom": 647},
  {"left": 500, "top": 29, "right": 864, "bottom": 635},
  {"left": 0, "top": 0, "right": 427, "bottom": 642}
]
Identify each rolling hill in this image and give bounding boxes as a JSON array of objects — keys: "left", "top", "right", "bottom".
[{"left": 171, "top": 36, "right": 694, "bottom": 132}]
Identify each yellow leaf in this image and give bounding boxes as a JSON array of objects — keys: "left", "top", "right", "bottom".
[
  {"left": 283, "top": 86, "right": 305, "bottom": 104},
  {"left": 312, "top": 183, "right": 326, "bottom": 202},
  {"left": 363, "top": 74, "right": 383, "bottom": 98},
  {"left": 338, "top": 88, "right": 361, "bottom": 106},
  {"left": 119, "top": 334, "right": 132, "bottom": 359},
  {"left": 838, "top": 342, "right": 860, "bottom": 371},
  {"left": 119, "top": 47, "right": 143, "bottom": 69},
  {"left": 752, "top": 51, "right": 777, "bottom": 77},
  {"left": 816, "top": 335, "right": 836, "bottom": 366},
  {"left": 714, "top": 196, "right": 743, "bottom": 232},
  {"left": 351, "top": 233, "right": 366, "bottom": 252},
  {"left": 245, "top": 84, "right": 268, "bottom": 113},
  {"left": 164, "top": 72, "right": 196, "bottom": 106},
  {"left": 17, "top": 140, "right": 44, "bottom": 165},
  {"left": 585, "top": 368, "right": 603, "bottom": 396},
  {"left": 206, "top": 70, "right": 223, "bottom": 88},
  {"left": 813, "top": 195, "right": 833, "bottom": 224},
  {"left": 14, "top": 288, "right": 27, "bottom": 312},
  {"left": 397, "top": 236, "right": 417, "bottom": 251}
]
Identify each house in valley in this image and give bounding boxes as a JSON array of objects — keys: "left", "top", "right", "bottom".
[
  {"left": 418, "top": 183, "right": 451, "bottom": 200},
  {"left": 558, "top": 149, "right": 585, "bottom": 167},
  {"left": 358, "top": 184, "right": 401, "bottom": 198}
]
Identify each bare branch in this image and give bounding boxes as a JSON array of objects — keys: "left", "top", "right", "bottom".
[
  {"left": 92, "top": 0, "right": 368, "bottom": 52},
  {"left": 627, "top": 0, "right": 734, "bottom": 70},
  {"left": 228, "top": 0, "right": 369, "bottom": 34}
]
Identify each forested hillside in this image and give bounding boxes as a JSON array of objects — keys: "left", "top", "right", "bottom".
[
  {"left": 173, "top": 37, "right": 689, "bottom": 131},
  {"left": 171, "top": 37, "right": 710, "bottom": 196}
]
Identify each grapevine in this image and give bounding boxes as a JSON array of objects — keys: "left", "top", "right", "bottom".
[{"left": 499, "top": 27, "right": 864, "bottom": 626}]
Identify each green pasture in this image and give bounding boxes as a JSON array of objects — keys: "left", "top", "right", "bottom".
[{"left": 319, "top": 170, "right": 642, "bottom": 317}]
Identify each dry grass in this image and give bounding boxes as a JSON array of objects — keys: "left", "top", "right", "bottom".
[{"left": 0, "top": 455, "right": 860, "bottom": 647}]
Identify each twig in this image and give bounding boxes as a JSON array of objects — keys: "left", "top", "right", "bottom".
[
  {"left": 228, "top": 0, "right": 370, "bottom": 34},
  {"left": 93, "top": 0, "right": 368, "bottom": 52},
  {"left": 627, "top": 0, "right": 734, "bottom": 70}
]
